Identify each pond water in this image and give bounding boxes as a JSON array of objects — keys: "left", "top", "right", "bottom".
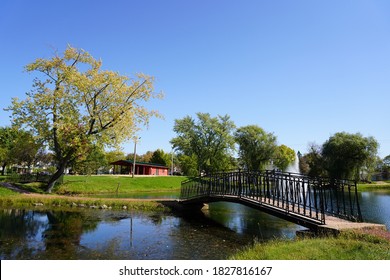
[
  {"left": 0, "top": 205, "right": 304, "bottom": 260},
  {"left": 359, "top": 190, "right": 390, "bottom": 229},
  {"left": 91, "top": 189, "right": 390, "bottom": 229},
  {"left": 0, "top": 189, "right": 389, "bottom": 260}
]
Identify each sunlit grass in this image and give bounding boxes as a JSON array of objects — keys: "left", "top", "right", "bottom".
[
  {"left": 0, "top": 186, "right": 20, "bottom": 196},
  {"left": 358, "top": 181, "right": 390, "bottom": 191},
  {"left": 0, "top": 175, "right": 188, "bottom": 211},
  {"left": 0, "top": 194, "right": 168, "bottom": 212},
  {"left": 55, "top": 175, "right": 189, "bottom": 194},
  {"left": 230, "top": 231, "right": 390, "bottom": 260}
]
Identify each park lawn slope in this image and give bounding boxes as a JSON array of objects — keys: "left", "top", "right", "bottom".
[
  {"left": 0, "top": 185, "right": 20, "bottom": 197},
  {"left": 230, "top": 231, "right": 390, "bottom": 260},
  {"left": 56, "top": 175, "right": 189, "bottom": 195},
  {"left": 357, "top": 181, "right": 390, "bottom": 191}
]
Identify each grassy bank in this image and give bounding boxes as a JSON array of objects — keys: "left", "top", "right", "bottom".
[
  {"left": 0, "top": 186, "right": 19, "bottom": 196},
  {"left": 0, "top": 194, "right": 167, "bottom": 212},
  {"left": 230, "top": 231, "right": 390, "bottom": 260},
  {"left": 357, "top": 181, "right": 390, "bottom": 191},
  {"left": 56, "top": 175, "right": 189, "bottom": 195},
  {"left": 0, "top": 175, "right": 189, "bottom": 211}
]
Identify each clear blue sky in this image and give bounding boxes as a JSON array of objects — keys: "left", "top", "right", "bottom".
[{"left": 1, "top": 0, "right": 389, "bottom": 158}]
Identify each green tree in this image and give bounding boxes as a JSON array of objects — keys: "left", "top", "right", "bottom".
[
  {"left": 234, "top": 125, "right": 277, "bottom": 171},
  {"left": 150, "top": 149, "right": 169, "bottom": 166},
  {"left": 105, "top": 150, "right": 125, "bottom": 173},
  {"left": 10, "top": 130, "right": 41, "bottom": 171},
  {"left": 170, "top": 113, "right": 236, "bottom": 174},
  {"left": 105, "top": 150, "right": 125, "bottom": 164},
  {"left": 273, "top": 144, "right": 296, "bottom": 171},
  {"left": 383, "top": 155, "right": 390, "bottom": 167},
  {"left": 7, "top": 46, "right": 162, "bottom": 192},
  {"left": 0, "top": 127, "right": 18, "bottom": 175},
  {"left": 138, "top": 151, "right": 154, "bottom": 163},
  {"left": 382, "top": 155, "right": 390, "bottom": 180},
  {"left": 71, "top": 145, "right": 107, "bottom": 175},
  {"left": 0, "top": 127, "right": 41, "bottom": 174},
  {"left": 177, "top": 154, "right": 198, "bottom": 176},
  {"left": 299, "top": 143, "right": 326, "bottom": 177},
  {"left": 322, "top": 132, "right": 379, "bottom": 180}
]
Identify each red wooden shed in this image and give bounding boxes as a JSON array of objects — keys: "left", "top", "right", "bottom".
[{"left": 110, "top": 160, "right": 169, "bottom": 176}]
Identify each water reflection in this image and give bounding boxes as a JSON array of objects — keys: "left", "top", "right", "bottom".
[
  {"left": 206, "top": 202, "right": 305, "bottom": 239},
  {"left": 360, "top": 190, "right": 390, "bottom": 229},
  {"left": 0, "top": 209, "right": 47, "bottom": 259},
  {"left": 0, "top": 206, "right": 302, "bottom": 260},
  {"left": 1, "top": 189, "right": 389, "bottom": 260}
]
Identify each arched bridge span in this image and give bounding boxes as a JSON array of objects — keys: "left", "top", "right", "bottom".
[{"left": 180, "top": 170, "right": 363, "bottom": 230}]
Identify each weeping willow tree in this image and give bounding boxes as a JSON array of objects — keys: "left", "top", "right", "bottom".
[
  {"left": 322, "top": 132, "right": 379, "bottom": 180},
  {"left": 234, "top": 125, "right": 277, "bottom": 171},
  {"left": 8, "top": 45, "right": 163, "bottom": 192}
]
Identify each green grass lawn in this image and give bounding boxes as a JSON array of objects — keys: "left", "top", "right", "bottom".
[
  {"left": 357, "top": 181, "right": 390, "bottom": 191},
  {"left": 55, "top": 175, "right": 190, "bottom": 194},
  {"left": 0, "top": 175, "right": 189, "bottom": 210},
  {"left": 230, "top": 231, "right": 390, "bottom": 260},
  {"left": 0, "top": 186, "right": 20, "bottom": 197}
]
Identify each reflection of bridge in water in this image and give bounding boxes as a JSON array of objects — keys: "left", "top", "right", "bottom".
[{"left": 179, "top": 170, "right": 386, "bottom": 233}]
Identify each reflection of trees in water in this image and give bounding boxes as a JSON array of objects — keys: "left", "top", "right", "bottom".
[
  {"left": 41, "top": 210, "right": 100, "bottom": 259},
  {"left": 0, "top": 209, "right": 44, "bottom": 239},
  {"left": 0, "top": 209, "right": 47, "bottom": 259},
  {"left": 0, "top": 204, "right": 318, "bottom": 260},
  {"left": 206, "top": 202, "right": 303, "bottom": 240},
  {"left": 149, "top": 213, "right": 166, "bottom": 225},
  {"left": 0, "top": 209, "right": 101, "bottom": 259},
  {"left": 162, "top": 210, "right": 250, "bottom": 260}
]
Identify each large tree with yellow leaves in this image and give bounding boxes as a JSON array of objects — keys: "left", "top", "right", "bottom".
[{"left": 8, "top": 46, "right": 162, "bottom": 192}]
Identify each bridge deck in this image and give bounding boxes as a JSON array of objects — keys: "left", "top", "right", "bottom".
[{"left": 319, "top": 215, "right": 387, "bottom": 233}]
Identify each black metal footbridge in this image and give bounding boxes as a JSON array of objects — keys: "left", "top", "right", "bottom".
[{"left": 180, "top": 170, "right": 363, "bottom": 230}]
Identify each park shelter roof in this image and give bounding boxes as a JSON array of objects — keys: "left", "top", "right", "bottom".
[{"left": 110, "top": 160, "right": 168, "bottom": 169}]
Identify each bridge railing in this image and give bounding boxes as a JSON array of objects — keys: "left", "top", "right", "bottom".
[
  {"left": 320, "top": 177, "right": 362, "bottom": 222},
  {"left": 180, "top": 170, "right": 362, "bottom": 224}
]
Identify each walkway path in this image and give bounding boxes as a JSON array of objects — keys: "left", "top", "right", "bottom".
[
  {"left": 319, "top": 215, "right": 386, "bottom": 233},
  {"left": 0, "top": 182, "right": 30, "bottom": 193}
]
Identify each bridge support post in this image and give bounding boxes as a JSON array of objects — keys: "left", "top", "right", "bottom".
[{"left": 238, "top": 169, "right": 242, "bottom": 198}]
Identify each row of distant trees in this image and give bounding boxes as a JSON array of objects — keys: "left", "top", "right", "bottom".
[
  {"left": 0, "top": 127, "right": 172, "bottom": 176},
  {"left": 169, "top": 113, "right": 388, "bottom": 182},
  {"left": 2, "top": 121, "right": 388, "bottom": 183},
  {"left": 0, "top": 115, "right": 298, "bottom": 178},
  {"left": 2, "top": 45, "right": 388, "bottom": 192},
  {"left": 170, "top": 112, "right": 296, "bottom": 176},
  {"left": 0, "top": 126, "right": 47, "bottom": 175},
  {"left": 299, "top": 133, "right": 389, "bottom": 182}
]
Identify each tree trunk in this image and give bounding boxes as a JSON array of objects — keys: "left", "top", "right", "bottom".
[{"left": 46, "top": 161, "right": 67, "bottom": 193}]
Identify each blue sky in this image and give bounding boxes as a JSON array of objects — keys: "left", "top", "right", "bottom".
[{"left": 1, "top": 0, "right": 389, "bottom": 158}]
